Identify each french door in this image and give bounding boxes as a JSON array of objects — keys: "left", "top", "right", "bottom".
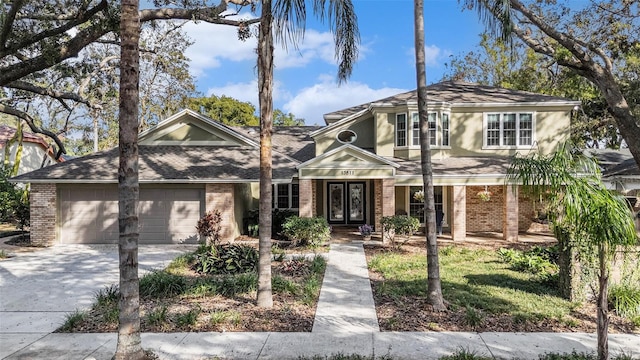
[{"left": 327, "top": 181, "right": 366, "bottom": 224}]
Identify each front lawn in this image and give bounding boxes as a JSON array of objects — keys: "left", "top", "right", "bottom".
[{"left": 367, "top": 242, "right": 638, "bottom": 333}]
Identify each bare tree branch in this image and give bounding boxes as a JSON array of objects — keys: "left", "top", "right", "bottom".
[
  {"left": 8, "top": 80, "right": 102, "bottom": 109},
  {"left": 0, "top": 0, "right": 24, "bottom": 50},
  {"left": 0, "top": 104, "right": 67, "bottom": 158}
]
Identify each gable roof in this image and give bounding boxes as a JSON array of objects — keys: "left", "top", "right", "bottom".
[
  {"left": 232, "top": 125, "right": 321, "bottom": 162},
  {"left": 12, "top": 145, "right": 299, "bottom": 183},
  {"left": 323, "top": 81, "right": 580, "bottom": 122},
  {"left": 139, "top": 109, "right": 258, "bottom": 147},
  {"left": 298, "top": 144, "right": 400, "bottom": 169}
]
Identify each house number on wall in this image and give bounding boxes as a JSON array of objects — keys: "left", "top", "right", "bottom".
[{"left": 341, "top": 170, "right": 355, "bottom": 175}]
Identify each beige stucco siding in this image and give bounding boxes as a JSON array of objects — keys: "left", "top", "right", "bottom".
[
  {"left": 1, "top": 142, "right": 56, "bottom": 175},
  {"left": 314, "top": 116, "right": 375, "bottom": 155},
  {"left": 374, "top": 111, "right": 395, "bottom": 157}
]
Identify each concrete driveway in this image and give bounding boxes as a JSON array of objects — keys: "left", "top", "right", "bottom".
[{"left": 0, "top": 244, "right": 194, "bottom": 358}]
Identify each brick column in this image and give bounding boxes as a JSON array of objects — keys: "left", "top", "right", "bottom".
[
  {"left": 374, "top": 178, "right": 395, "bottom": 235},
  {"left": 503, "top": 184, "right": 519, "bottom": 241},
  {"left": 298, "top": 179, "right": 313, "bottom": 217},
  {"left": 30, "top": 183, "right": 57, "bottom": 246},
  {"left": 311, "top": 180, "right": 317, "bottom": 217},
  {"left": 451, "top": 185, "right": 466, "bottom": 241},
  {"left": 205, "top": 183, "right": 236, "bottom": 242}
]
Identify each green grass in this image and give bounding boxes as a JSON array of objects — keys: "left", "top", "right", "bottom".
[{"left": 369, "top": 246, "right": 577, "bottom": 324}]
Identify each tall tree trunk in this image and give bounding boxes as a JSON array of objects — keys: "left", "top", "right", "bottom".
[
  {"left": 257, "top": 0, "right": 274, "bottom": 308},
  {"left": 414, "top": 0, "right": 445, "bottom": 311},
  {"left": 115, "top": 0, "right": 143, "bottom": 359},
  {"left": 597, "top": 243, "right": 610, "bottom": 360},
  {"left": 555, "top": 227, "right": 583, "bottom": 301}
]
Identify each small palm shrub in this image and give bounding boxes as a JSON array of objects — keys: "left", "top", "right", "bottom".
[
  {"left": 192, "top": 244, "right": 258, "bottom": 275},
  {"left": 281, "top": 216, "right": 331, "bottom": 248}
]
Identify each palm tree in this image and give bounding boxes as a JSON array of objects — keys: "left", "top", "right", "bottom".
[
  {"left": 508, "top": 144, "right": 637, "bottom": 360},
  {"left": 255, "top": 0, "right": 360, "bottom": 307},
  {"left": 413, "top": 0, "right": 445, "bottom": 311},
  {"left": 115, "top": 0, "right": 143, "bottom": 358}
]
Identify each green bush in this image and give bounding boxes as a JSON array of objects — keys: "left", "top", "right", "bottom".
[
  {"left": 281, "top": 216, "right": 331, "bottom": 248},
  {"left": 381, "top": 215, "right": 419, "bottom": 247},
  {"left": 192, "top": 244, "right": 258, "bottom": 275},
  {"left": 497, "top": 246, "right": 559, "bottom": 279},
  {"left": 0, "top": 168, "right": 29, "bottom": 230}
]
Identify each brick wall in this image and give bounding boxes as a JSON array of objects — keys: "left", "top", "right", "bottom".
[
  {"left": 205, "top": 183, "right": 236, "bottom": 242},
  {"left": 30, "top": 183, "right": 56, "bottom": 246},
  {"left": 311, "top": 180, "right": 317, "bottom": 217},
  {"left": 466, "top": 185, "right": 504, "bottom": 232},
  {"left": 503, "top": 185, "right": 518, "bottom": 241},
  {"left": 373, "top": 178, "right": 395, "bottom": 234}
]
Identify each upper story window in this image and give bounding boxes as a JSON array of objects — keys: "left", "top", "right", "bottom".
[
  {"left": 396, "top": 113, "right": 407, "bottom": 147},
  {"left": 273, "top": 184, "right": 299, "bottom": 209},
  {"left": 398, "top": 111, "right": 450, "bottom": 148},
  {"left": 484, "top": 112, "right": 534, "bottom": 148}
]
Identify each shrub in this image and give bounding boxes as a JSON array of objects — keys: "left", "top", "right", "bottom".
[
  {"left": 281, "top": 216, "right": 331, "bottom": 248},
  {"left": 609, "top": 283, "right": 640, "bottom": 318},
  {"left": 381, "top": 215, "right": 419, "bottom": 248},
  {"left": 59, "top": 310, "right": 86, "bottom": 332},
  {"left": 192, "top": 244, "right": 258, "bottom": 275},
  {"left": 196, "top": 209, "right": 222, "bottom": 245},
  {"left": 496, "top": 246, "right": 559, "bottom": 279}
]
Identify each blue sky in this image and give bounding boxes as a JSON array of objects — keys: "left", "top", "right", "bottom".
[{"left": 181, "top": 0, "right": 487, "bottom": 125}]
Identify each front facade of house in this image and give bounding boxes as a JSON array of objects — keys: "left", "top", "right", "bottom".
[{"left": 14, "top": 81, "right": 580, "bottom": 246}]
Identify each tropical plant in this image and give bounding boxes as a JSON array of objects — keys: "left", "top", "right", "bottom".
[
  {"left": 508, "top": 143, "right": 638, "bottom": 360},
  {"left": 196, "top": 209, "right": 223, "bottom": 246},
  {"left": 192, "top": 244, "right": 259, "bottom": 275},
  {"left": 414, "top": 0, "right": 446, "bottom": 311}
]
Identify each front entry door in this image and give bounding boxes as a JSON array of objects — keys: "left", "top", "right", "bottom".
[{"left": 328, "top": 182, "right": 365, "bottom": 224}]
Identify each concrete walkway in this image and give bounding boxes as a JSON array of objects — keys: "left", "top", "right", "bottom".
[{"left": 1, "top": 242, "right": 640, "bottom": 359}]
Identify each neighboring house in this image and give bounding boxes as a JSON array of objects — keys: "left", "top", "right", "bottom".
[
  {"left": 0, "top": 124, "right": 62, "bottom": 175},
  {"left": 593, "top": 148, "right": 640, "bottom": 196},
  {"left": 12, "top": 81, "right": 580, "bottom": 246}
]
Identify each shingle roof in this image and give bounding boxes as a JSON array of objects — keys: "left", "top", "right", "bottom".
[
  {"left": 392, "top": 156, "right": 512, "bottom": 176},
  {"left": 591, "top": 149, "right": 639, "bottom": 176},
  {"left": 324, "top": 81, "right": 578, "bottom": 120},
  {"left": 12, "top": 145, "right": 299, "bottom": 182},
  {"left": 233, "top": 126, "right": 320, "bottom": 162}
]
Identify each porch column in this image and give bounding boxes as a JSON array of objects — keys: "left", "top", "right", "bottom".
[
  {"left": 206, "top": 183, "right": 236, "bottom": 242},
  {"left": 374, "top": 178, "right": 395, "bottom": 233},
  {"left": 30, "top": 183, "right": 57, "bottom": 246},
  {"left": 298, "top": 179, "right": 313, "bottom": 217},
  {"left": 503, "top": 184, "right": 519, "bottom": 241},
  {"left": 451, "top": 185, "right": 466, "bottom": 241}
]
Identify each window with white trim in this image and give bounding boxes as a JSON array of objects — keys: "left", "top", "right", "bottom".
[
  {"left": 484, "top": 112, "right": 535, "bottom": 148},
  {"left": 272, "top": 184, "right": 299, "bottom": 209},
  {"left": 398, "top": 111, "right": 450, "bottom": 148},
  {"left": 409, "top": 186, "right": 443, "bottom": 221},
  {"left": 396, "top": 113, "right": 407, "bottom": 147}
]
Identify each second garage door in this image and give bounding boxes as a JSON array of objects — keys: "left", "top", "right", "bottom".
[{"left": 58, "top": 185, "right": 204, "bottom": 244}]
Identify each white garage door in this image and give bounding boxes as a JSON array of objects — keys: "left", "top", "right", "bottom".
[{"left": 58, "top": 185, "right": 204, "bottom": 244}]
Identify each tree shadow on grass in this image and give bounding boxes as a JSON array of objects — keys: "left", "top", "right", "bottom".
[{"left": 464, "top": 273, "right": 561, "bottom": 298}]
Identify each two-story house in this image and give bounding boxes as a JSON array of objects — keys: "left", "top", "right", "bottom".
[{"left": 13, "top": 81, "right": 579, "bottom": 246}]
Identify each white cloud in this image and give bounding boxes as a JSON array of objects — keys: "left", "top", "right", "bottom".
[
  {"left": 206, "top": 80, "right": 290, "bottom": 111},
  {"left": 406, "top": 44, "right": 448, "bottom": 67},
  {"left": 183, "top": 17, "right": 257, "bottom": 76},
  {"left": 283, "top": 78, "right": 407, "bottom": 125}
]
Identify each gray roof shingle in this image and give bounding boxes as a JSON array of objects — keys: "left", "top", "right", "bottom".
[
  {"left": 12, "top": 145, "right": 299, "bottom": 182},
  {"left": 324, "top": 81, "right": 578, "bottom": 120}
]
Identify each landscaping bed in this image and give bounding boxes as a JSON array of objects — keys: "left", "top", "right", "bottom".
[
  {"left": 366, "top": 240, "right": 639, "bottom": 333},
  {"left": 58, "top": 246, "right": 327, "bottom": 333}
]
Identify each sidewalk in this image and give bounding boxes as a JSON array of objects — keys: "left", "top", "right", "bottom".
[{"left": 2, "top": 242, "right": 640, "bottom": 359}]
